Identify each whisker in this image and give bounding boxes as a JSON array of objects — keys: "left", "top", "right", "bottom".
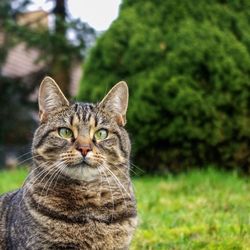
[
  {"left": 101, "top": 165, "right": 131, "bottom": 211},
  {"left": 97, "top": 166, "right": 104, "bottom": 195},
  {"left": 16, "top": 151, "right": 32, "bottom": 160},
  {"left": 20, "top": 161, "right": 64, "bottom": 207},
  {"left": 40, "top": 161, "right": 66, "bottom": 197},
  {"left": 44, "top": 161, "right": 68, "bottom": 197},
  {"left": 105, "top": 159, "right": 142, "bottom": 176},
  {"left": 104, "top": 166, "right": 131, "bottom": 198},
  {"left": 19, "top": 163, "right": 52, "bottom": 208},
  {"left": 51, "top": 162, "right": 68, "bottom": 190},
  {"left": 16, "top": 155, "right": 41, "bottom": 166},
  {"left": 110, "top": 164, "right": 137, "bottom": 192},
  {"left": 21, "top": 164, "right": 44, "bottom": 187},
  {"left": 98, "top": 166, "right": 115, "bottom": 221},
  {"left": 128, "top": 161, "right": 145, "bottom": 174}
]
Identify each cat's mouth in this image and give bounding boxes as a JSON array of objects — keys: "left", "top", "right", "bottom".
[
  {"left": 69, "top": 158, "right": 93, "bottom": 168},
  {"left": 63, "top": 160, "right": 101, "bottom": 181}
]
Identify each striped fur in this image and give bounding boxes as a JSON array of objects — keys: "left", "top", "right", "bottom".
[{"left": 0, "top": 77, "right": 137, "bottom": 249}]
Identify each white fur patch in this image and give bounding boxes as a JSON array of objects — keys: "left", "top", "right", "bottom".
[{"left": 63, "top": 165, "right": 103, "bottom": 182}]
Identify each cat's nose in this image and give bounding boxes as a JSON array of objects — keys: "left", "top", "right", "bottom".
[{"left": 77, "top": 144, "right": 92, "bottom": 157}]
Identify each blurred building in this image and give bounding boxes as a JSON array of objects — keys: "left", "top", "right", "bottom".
[{"left": 1, "top": 10, "right": 82, "bottom": 96}]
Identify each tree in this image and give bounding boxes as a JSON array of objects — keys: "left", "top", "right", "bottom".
[
  {"left": 0, "top": 0, "right": 35, "bottom": 147},
  {"left": 51, "top": 0, "right": 70, "bottom": 96},
  {"left": 3, "top": 0, "right": 95, "bottom": 96},
  {"left": 78, "top": 0, "right": 250, "bottom": 173},
  {"left": 0, "top": 0, "right": 95, "bottom": 159}
]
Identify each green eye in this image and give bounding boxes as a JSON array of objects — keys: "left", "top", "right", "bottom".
[
  {"left": 94, "top": 129, "right": 108, "bottom": 141},
  {"left": 58, "top": 127, "right": 73, "bottom": 139}
]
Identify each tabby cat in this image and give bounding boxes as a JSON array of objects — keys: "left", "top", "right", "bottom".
[{"left": 0, "top": 77, "right": 137, "bottom": 249}]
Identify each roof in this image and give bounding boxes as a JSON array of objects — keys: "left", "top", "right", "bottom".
[
  {"left": 1, "top": 10, "right": 83, "bottom": 96},
  {"left": 1, "top": 42, "right": 44, "bottom": 78}
]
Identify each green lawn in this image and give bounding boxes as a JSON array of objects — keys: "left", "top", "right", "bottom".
[
  {"left": 0, "top": 167, "right": 28, "bottom": 194},
  {"left": 0, "top": 168, "right": 249, "bottom": 249}
]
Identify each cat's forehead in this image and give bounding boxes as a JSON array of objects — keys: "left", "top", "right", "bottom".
[
  {"left": 68, "top": 102, "right": 110, "bottom": 125},
  {"left": 72, "top": 102, "right": 95, "bottom": 116},
  {"left": 45, "top": 102, "right": 111, "bottom": 129}
]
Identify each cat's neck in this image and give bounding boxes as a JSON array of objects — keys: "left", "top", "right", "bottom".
[{"left": 23, "top": 163, "right": 135, "bottom": 222}]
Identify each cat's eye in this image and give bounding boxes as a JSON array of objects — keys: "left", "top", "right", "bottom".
[
  {"left": 58, "top": 127, "right": 73, "bottom": 139},
  {"left": 94, "top": 129, "right": 108, "bottom": 141}
]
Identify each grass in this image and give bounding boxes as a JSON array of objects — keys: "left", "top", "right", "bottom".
[
  {"left": 0, "top": 168, "right": 249, "bottom": 249},
  {"left": 0, "top": 167, "right": 28, "bottom": 194}
]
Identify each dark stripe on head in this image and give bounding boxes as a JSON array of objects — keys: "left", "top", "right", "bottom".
[
  {"left": 73, "top": 103, "right": 81, "bottom": 121},
  {"left": 88, "top": 103, "right": 94, "bottom": 111},
  {"left": 69, "top": 115, "right": 74, "bottom": 126},
  {"left": 74, "top": 103, "right": 79, "bottom": 112},
  {"left": 43, "top": 141, "right": 68, "bottom": 155},
  {"left": 102, "top": 146, "right": 120, "bottom": 159},
  {"left": 94, "top": 114, "right": 98, "bottom": 127},
  {"left": 112, "top": 131, "right": 128, "bottom": 158},
  {"left": 80, "top": 103, "right": 94, "bottom": 122},
  {"left": 35, "top": 129, "right": 56, "bottom": 148}
]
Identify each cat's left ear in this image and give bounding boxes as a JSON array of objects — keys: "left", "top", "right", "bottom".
[
  {"left": 99, "top": 81, "right": 129, "bottom": 126},
  {"left": 38, "top": 76, "right": 69, "bottom": 122}
]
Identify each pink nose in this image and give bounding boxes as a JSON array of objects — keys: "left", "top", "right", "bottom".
[{"left": 77, "top": 145, "right": 92, "bottom": 157}]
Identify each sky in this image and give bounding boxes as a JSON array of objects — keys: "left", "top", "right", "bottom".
[{"left": 29, "top": 0, "right": 122, "bottom": 31}]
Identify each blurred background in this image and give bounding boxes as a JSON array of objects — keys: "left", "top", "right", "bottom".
[
  {"left": 0, "top": 0, "right": 115, "bottom": 168},
  {"left": 1, "top": 1, "right": 250, "bottom": 248},
  {"left": 0, "top": 0, "right": 249, "bottom": 174}
]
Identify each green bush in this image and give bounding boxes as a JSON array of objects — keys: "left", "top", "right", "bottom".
[{"left": 78, "top": 0, "right": 250, "bottom": 173}]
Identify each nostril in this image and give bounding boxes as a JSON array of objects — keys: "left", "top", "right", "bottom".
[
  {"left": 77, "top": 145, "right": 92, "bottom": 157},
  {"left": 82, "top": 148, "right": 91, "bottom": 157}
]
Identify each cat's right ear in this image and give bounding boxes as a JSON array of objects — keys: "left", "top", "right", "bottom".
[{"left": 38, "top": 76, "right": 69, "bottom": 122}]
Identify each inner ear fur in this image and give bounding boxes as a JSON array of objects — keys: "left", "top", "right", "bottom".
[
  {"left": 38, "top": 76, "right": 69, "bottom": 122},
  {"left": 99, "top": 81, "right": 129, "bottom": 126}
]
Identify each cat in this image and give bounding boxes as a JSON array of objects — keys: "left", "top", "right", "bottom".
[{"left": 0, "top": 77, "right": 137, "bottom": 250}]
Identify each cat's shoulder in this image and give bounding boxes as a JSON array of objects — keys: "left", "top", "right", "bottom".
[{"left": 0, "top": 189, "right": 20, "bottom": 212}]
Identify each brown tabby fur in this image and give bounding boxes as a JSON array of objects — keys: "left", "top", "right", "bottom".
[{"left": 0, "top": 77, "right": 137, "bottom": 249}]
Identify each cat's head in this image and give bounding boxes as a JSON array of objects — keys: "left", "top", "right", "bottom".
[{"left": 32, "top": 77, "right": 130, "bottom": 181}]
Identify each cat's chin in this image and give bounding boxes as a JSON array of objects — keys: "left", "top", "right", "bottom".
[{"left": 62, "top": 164, "right": 102, "bottom": 182}]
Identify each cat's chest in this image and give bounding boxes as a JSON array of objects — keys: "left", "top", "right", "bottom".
[
  {"left": 30, "top": 206, "right": 137, "bottom": 249},
  {"left": 32, "top": 186, "right": 114, "bottom": 217},
  {"left": 26, "top": 186, "right": 137, "bottom": 248}
]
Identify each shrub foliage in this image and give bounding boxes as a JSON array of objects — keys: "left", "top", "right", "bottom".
[{"left": 78, "top": 0, "right": 250, "bottom": 172}]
